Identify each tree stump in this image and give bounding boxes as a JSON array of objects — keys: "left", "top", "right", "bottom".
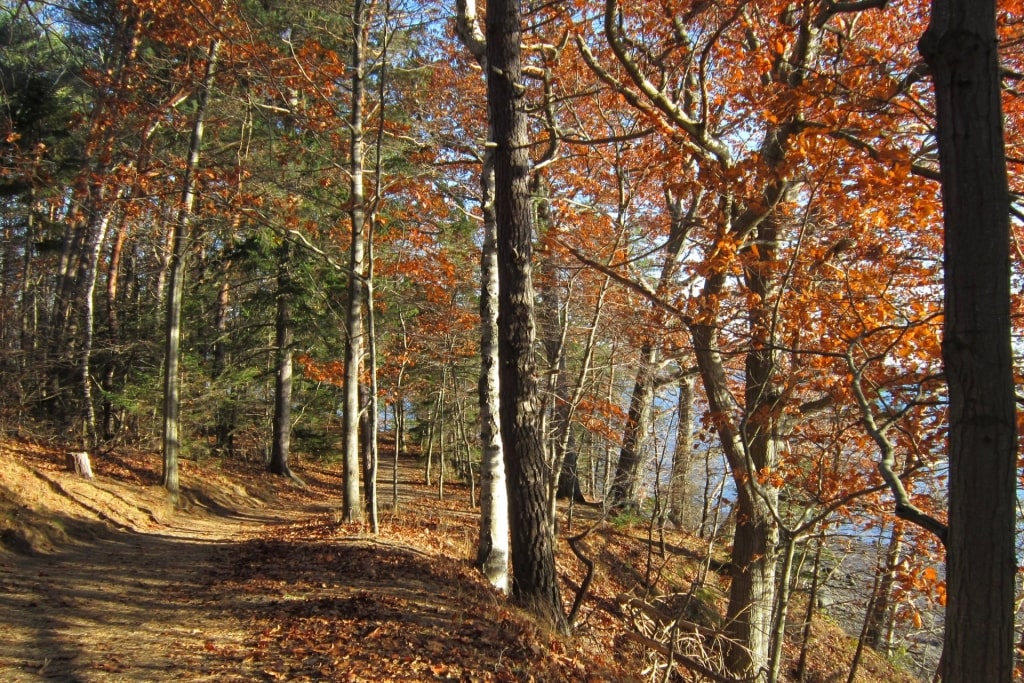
[{"left": 65, "top": 451, "right": 93, "bottom": 479}]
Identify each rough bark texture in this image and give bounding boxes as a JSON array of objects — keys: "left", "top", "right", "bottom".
[
  {"left": 691, "top": 308, "right": 780, "bottom": 679},
  {"left": 667, "top": 373, "right": 695, "bottom": 527},
  {"left": 920, "top": 3, "right": 1017, "bottom": 681},
  {"left": 486, "top": 0, "right": 565, "bottom": 630}
]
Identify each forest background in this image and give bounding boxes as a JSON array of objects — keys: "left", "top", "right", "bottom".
[{"left": 1, "top": 0, "right": 1022, "bottom": 681}]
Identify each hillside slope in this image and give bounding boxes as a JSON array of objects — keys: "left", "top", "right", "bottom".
[{"left": 0, "top": 438, "right": 918, "bottom": 682}]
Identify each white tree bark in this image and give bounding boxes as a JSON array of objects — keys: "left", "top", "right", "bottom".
[{"left": 456, "top": 0, "right": 509, "bottom": 593}]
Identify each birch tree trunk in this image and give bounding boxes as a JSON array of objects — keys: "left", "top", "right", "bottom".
[
  {"left": 456, "top": 0, "right": 510, "bottom": 594},
  {"left": 476, "top": 157, "right": 510, "bottom": 591}
]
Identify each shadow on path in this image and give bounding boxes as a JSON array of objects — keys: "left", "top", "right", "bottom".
[{"left": 0, "top": 507, "right": 293, "bottom": 682}]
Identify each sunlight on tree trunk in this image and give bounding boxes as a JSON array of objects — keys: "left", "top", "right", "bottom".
[
  {"left": 342, "top": 0, "right": 370, "bottom": 523},
  {"left": 456, "top": 0, "right": 510, "bottom": 596},
  {"left": 269, "top": 240, "right": 297, "bottom": 482},
  {"left": 163, "top": 30, "right": 221, "bottom": 496}
]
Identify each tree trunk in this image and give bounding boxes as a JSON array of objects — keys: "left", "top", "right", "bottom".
[
  {"left": 667, "top": 372, "right": 695, "bottom": 528},
  {"left": 486, "top": 0, "right": 565, "bottom": 631},
  {"left": 213, "top": 277, "right": 233, "bottom": 456},
  {"left": 162, "top": 32, "right": 221, "bottom": 496},
  {"left": 342, "top": 0, "right": 369, "bottom": 523},
  {"left": 608, "top": 188, "right": 691, "bottom": 510},
  {"left": 454, "top": 0, "right": 511, "bottom": 592},
  {"left": 796, "top": 531, "right": 825, "bottom": 682},
  {"left": 768, "top": 532, "right": 799, "bottom": 683},
  {"left": 269, "top": 240, "right": 295, "bottom": 479},
  {"left": 724, "top": 483, "right": 778, "bottom": 678},
  {"left": 608, "top": 344, "right": 657, "bottom": 508},
  {"left": 476, "top": 143, "right": 510, "bottom": 592},
  {"left": 864, "top": 522, "right": 904, "bottom": 653},
  {"left": 364, "top": 235, "right": 379, "bottom": 534},
  {"left": 691, "top": 315, "right": 780, "bottom": 679},
  {"left": 920, "top": 4, "right": 1017, "bottom": 681},
  {"left": 78, "top": 202, "right": 115, "bottom": 449}
]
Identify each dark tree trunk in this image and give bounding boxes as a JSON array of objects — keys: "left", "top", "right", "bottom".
[
  {"left": 486, "top": 0, "right": 566, "bottom": 631},
  {"left": 556, "top": 449, "right": 585, "bottom": 502},
  {"left": 920, "top": 4, "right": 1017, "bottom": 682},
  {"left": 667, "top": 373, "right": 695, "bottom": 527},
  {"left": 608, "top": 344, "right": 656, "bottom": 508},
  {"left": 269, "top": 241, "right": 295, "bottom": 479}
]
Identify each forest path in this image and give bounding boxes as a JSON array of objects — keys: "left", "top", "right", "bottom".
[
  {"left": 0, "top": 517, "right": 273, "bottom": 681},
  {"left": 0, "top": 452, "right": 312, "bottom": 683},
  {"left": 0, "top": 444, "right": 564, "bottom": 682}
]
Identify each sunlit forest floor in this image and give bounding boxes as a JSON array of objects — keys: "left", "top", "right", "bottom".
[{"left": 0, "top": 435, "right": 920, "bottom": 682}]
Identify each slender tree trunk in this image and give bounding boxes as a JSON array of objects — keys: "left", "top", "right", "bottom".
[
  {"left": 213, "top": 276, "right": 233, "bottom": 455},
  {"left": 101, "top": 210, "right": 130, "bottom": 440},
  {"left": 342, "top": 0, "right": 369, "bottom": 522},
  {"left": 392, "top": 323, "right": 408, "bottom": 512},
  {"left": 436, "top": 365, "right": 447, "bottom": 501},
  {"left": 667, "top": 373, "right": 695, "bottom": 528},
  {"left": 19, "top": 192, "right": 38, "bottom": 377},
  {"left": 608, "top": 188, "right": 692, "bottom": 510},
  {"left": 796, "top": 530, "right": 825, "bottom": 682},
  {"left": 269, "top": 241, "right": 295, "bottom": 479},
  {"left": 864, "top": 522, "right": 904, "bottom": 652},
  {"left": 162, "top": 32, "right": 221, "bottom": 495},
  {"left": 486, "top": 0, "right": 565, "bottom": 631},
  {"left": 455, "top": 0, "right": 510, "bottom": 594},
  {"left": 608, "top": 344, "right": 657, "bottom": 507},
  {"left": 768, "top": 532, "right": 799, "bottom": 683},
  {"left": 476, "top": 149, "right": 510, "bottom": 591},
  {"left": 78, "top": 202, "right": 115, "bottom": 449},
  {"left": 364, "top": 248, "right": 379, "bottom": 533},
  {"left": 393, "top": 397, "right": 402, "bottom": 510}
]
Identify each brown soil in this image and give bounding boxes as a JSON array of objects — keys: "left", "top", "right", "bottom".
[
  {"left": 0, "top": 441, "right": 622, "bottom": 682},
  {"left": 0, "top": 438, "right": 924, "bottom": 683},
  {"left": 0, "top": 441, "right": 311, "bottom": 681}
]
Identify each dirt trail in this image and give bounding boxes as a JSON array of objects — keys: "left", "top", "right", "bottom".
[
  {"left": 0, "top": 442, "right": 666, "bottom": 683},
  {"left": 0, "top": 442, "right": 321, "bottom": 683},
  {"left": 3, "top": 526, "right": 237, "bottom": 680},
  {"left": 0, "top": 496, "right": 306, "bottom": 682},
  {"left": 0, "top": 446, "right": 550, "bottom": 683}
]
